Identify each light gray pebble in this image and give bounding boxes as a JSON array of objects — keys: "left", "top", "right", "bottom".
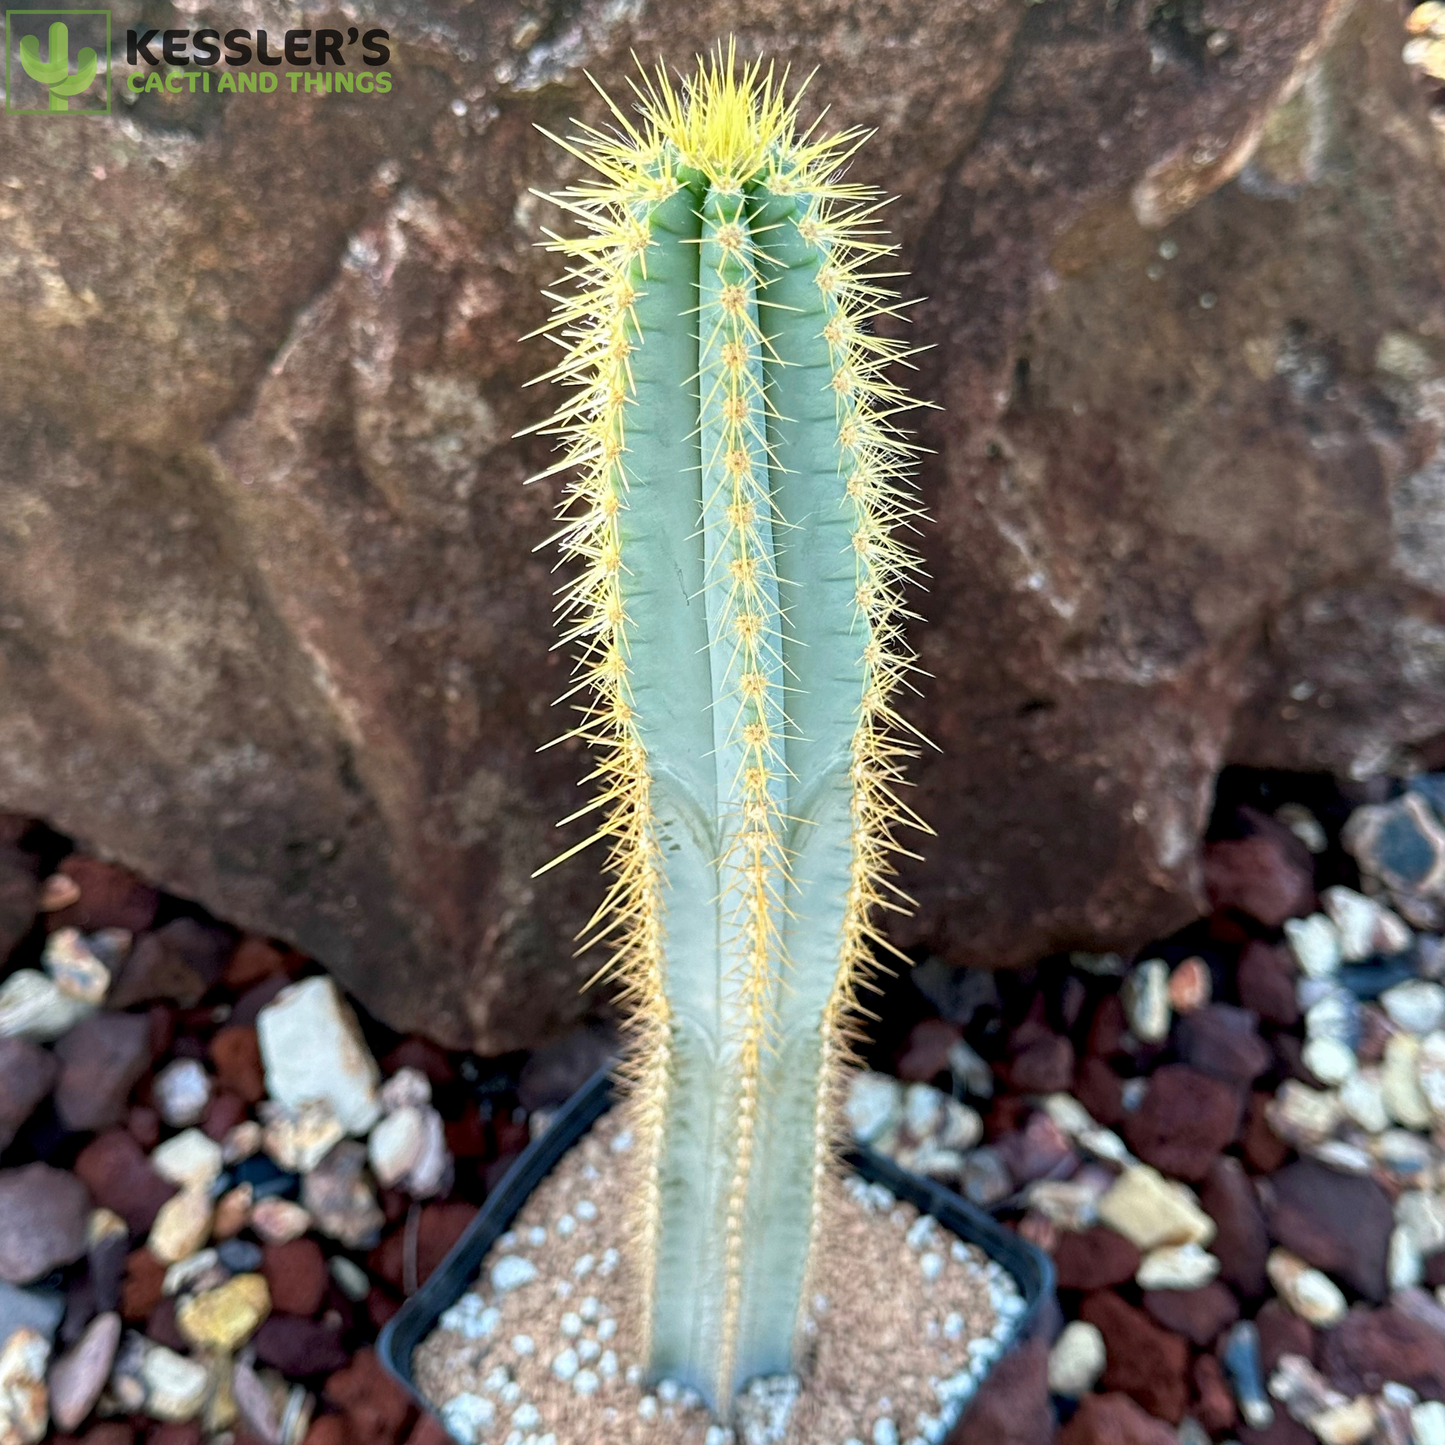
[
  {"left": 576, "top": 1199, "right": 598, "bottom": 1221},
  {"left": 597, "top": 1317, "right": 617, "bottom": 1341},
  {"left": 610, "top": 1129, "right": 634, "bottom": 1153},
  {"left": 658, "top": 1380, "right": 681, "bottom": 1404},
  {"left": 512, "top": 1402, "right": 541, "bottom": 1430},
  {"left": 625, "top": 1363, "right": 644, "bottom": 1386},
  {"left": 491, "top": 1255, "right": 538, "bottom": 1293},
  {"left": 580, "top": 1295, "right": 600, "bottom": 1321},
  {"left": 873, "top": 1419, "right": 900, "bottom": 1445},
  {"left": 573, "top": 1368, "right": 599, "bottom": 1396},
  {"left": 512, "top": 1334, "right": 534, "bottom": 1356},
  {"left": 920, "top": 1252, "right": 944, "bottom": 1281},
  {"left": 599, "top": 1349, "right": 618, "bottom": 1378},
  {"left": 943, "top": 1312, "right": 963, "bottom": 1340},
  {"left": 560, "top": 1312, "right": 582, "bottom": 1337},
  {"left": 573, "top": 1253, "right": 595, "bottom": 1278},
  {"left": 578, "top": 1338, "right": 600, "bottom": 1362},
  {"left": 440, "top": 1393, "right": 495, "bottom": 1444},
  {"left": 598, "top": 1248, "right": 620, "bottom": 1277},
  {"left": 527, "top": 1226, "right": 547, "bottom": 1246},
  {"left": 638, "top": 1396, "right": 659, "bottom": 1420},
  {"left": 552, "top": 1348, "right": 579, "bottom": 1381},
  {"left": 556, "top": 1214, "right": 577, "bottom": 1237}
]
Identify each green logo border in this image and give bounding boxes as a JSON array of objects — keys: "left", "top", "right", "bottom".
[{"left": 5, "top": 8, "right": 111, "bottom": 115}]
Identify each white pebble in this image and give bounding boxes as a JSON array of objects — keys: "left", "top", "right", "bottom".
[
  {"left": 573, "top": 1368, "right": 599, "bottom": 1396},
  {"left": 873, "top": 1419, "right": 900, "bottom": 1445},
  {"left": 943, "top": 1312, "right": 964, "bottom": 1340},
  {"left": 576, "top": 1199, "right": 598, "bottom": 1221},
  {"left": 658, "top": 1380, "right": 681, "bottom": 1404},
  {"left": 625, "top": 1363, "right": 644, "bottom": 1386},
  {"left": 439, "top": 1294, "right": 499, "bottom": 1339},
  {"left": 580, "top": 1295, "right": 600, "bottom": 1321},
  {"left": 440, "top": 1393, "right": 495, "bottom": 1445},
  {"left": 560, "top": 1312, "right": 582, "bottom": 1337},
  {"left": 705, "top": 1429, "right": 733, "bottom": 1445},
  {"left": 599, "top": 1248, "right": 620, "bottom": 1277},
  {"left": 552, "top": 1348, "right": 579, "bottom": 1381},
  {"left": 1413, "top": 1400, "right": 1445, "bottom": 1445},
  {"left": 578, "top": 1338, "right": 601, "bottom": 1362},
  {"left": 554, "top": 1280, "right": 573, "bottom": 1299},
  {"left": 599, "top": 1350, "right": 618, "bottom": 1378},
  {"left": 512, "top": 1402, "right": 541, "bottom": 1430},
  {"left": 556, "top": 1214, "right": 577, "bottom": 1236},
  {"left": 573, "top": 1253, "right": 595, "bottom": 1278},
  {"left": 491, "top": 1255, "right": 538, "bottom": 1293},
  {"left": 920, "top": 1252, "right": 944, "bottom": 1281},
  {"left": 484, "top": 1365, "right": 512, "bottom": 1392},
  {"left": 511, "top": 1334, "right": 534, "bottom": 1356},
  {"left": 597, "top": 1317, "right": 617, "bottom": 1341},
  {"left": 611, "top": 1129, "right": 634, "bottom": 1153},
  {"left": 638, "top": 1396, "right": 659, "bottom": 1420},
  {"left": 527, "top": 1226, "right": 547, "bottom": 1246}
]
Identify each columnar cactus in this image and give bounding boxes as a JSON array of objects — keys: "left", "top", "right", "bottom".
[{"left": 534, "top": 48, "right": 927, "bottom": 1411}]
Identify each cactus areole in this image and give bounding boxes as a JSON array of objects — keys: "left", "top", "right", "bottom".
[{"left": 532, "top": 46, "right": 929, "bottom": 1413}]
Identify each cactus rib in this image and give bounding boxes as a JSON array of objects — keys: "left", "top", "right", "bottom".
[{"left": 531, "top": 45, "right": 929, "bottom": 1411}]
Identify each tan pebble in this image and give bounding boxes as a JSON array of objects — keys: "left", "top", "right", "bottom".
[
  {"left": 249, "top": 1197, "right": 312, "bottom": 1245},
  {"left": 176, "top": 1273, "right": 271, "bottom": 1352},
  {"left": 213, "top": 1183, "right": 254, "bottom": 1241},
  {"left": 38, "top": 873, "right": 81, "bottom": 911},
  {"left": 148, "top": 1187, "right": 214, "bottom": 1265}
]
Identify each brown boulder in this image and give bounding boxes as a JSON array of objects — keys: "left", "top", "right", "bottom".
[{"left": 0, "top": 0, "right": 1441, "bottom": 1049}]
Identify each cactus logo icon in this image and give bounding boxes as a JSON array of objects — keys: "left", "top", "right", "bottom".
[{"left": 6, "top": 9, "right": 110, "bottom": 114}]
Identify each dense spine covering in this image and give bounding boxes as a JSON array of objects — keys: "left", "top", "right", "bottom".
[{"left": 531, "top": 47, "right": 929, "bottom": 1412}]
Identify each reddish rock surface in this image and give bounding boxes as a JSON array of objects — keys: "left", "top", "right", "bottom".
[
  {"left": 263, "top": 1239, "right": 329, "bottom": 1317},
  {"left": 1123, "top": 1065, "right": 1244, "bottom": 1182},
  {"left": 897, "top": 1018, "right": 963, "bottom": 1082},
  {"left": 1265, "top": 1159, "right": 1393, "bottom": 1302},
  {"left": 51, "top": 857, "right": 159, "bottom": 934},
  {"left": 53, "top": 1012, "right": 153, "bottom": 1132},
  {"left": 323, "top": 1348, "right": 413, "bottom": 1445},
  {"left": 951, "top": 1335, "right": 1053, "bottom": 1445},
  {"left": 1318, "top": 1305, "right": 1445, "bottom": 1399},
  {"left": 1058, "top": 1392, "right": 1177, "bottom": 1445},
  {"left": 369, "top": 1202, "right": 479, "bottom": 1293},
  {"left": 1006, "top": 1034, "right": 1076, "bottom": 1094},
  {"left": 209, "top": 1025, "right": 266, "bottom": 1104},
  {"left": 1053, "top": 1227, "right": 1141, "bottom": 1292},
  {"left": 74, "top": 1130, "right": 176, "bottom": 1236},
  {"left": 1080, "top": 1290, "right": 1190, "bottom": 1424},
  {"left": 1174, "top": 1005, "right": 1271, "bottom": 1086},
  {"left": 1192, "top": 1353, "right": 1237, "bottom": 1434},
  {"left": 1200, "top": 1155, "right": 1270, "bottom": 1299},
  {"left": 1237, "top": 941, "right": 1301, "bottom": 1028},
  {"left": 1202, "top": 811, "right": 1316, "bottom": 927},
  {"left": 1141, "top": 1282, "right": 1239, "bottom": 1347},
  {"left": 0, "top": 1036, "right": 56, "bottom": 1151},
  {"left": 1254, "top": 1299, "right": 1316, "bottom": 1373}
]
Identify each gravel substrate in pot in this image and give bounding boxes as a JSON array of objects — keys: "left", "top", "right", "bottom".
[{"left": 379, "top": 1069, "right": 1053, "bottom": 1445}]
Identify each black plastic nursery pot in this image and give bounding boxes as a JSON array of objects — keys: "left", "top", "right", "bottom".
[{"left": 378, "top": 1066, "right": 1056, "bottom": 1438}]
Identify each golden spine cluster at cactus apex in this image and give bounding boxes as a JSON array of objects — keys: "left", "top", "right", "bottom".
[{"left": 529, "top": 44, "right": 931, "bottom": 1413}]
